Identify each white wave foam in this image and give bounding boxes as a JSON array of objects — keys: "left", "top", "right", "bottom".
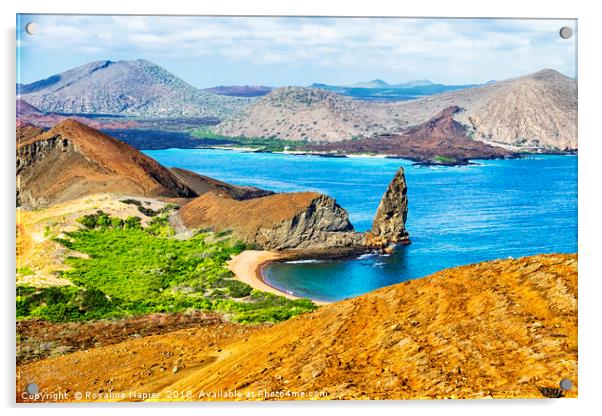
[{"left": 285, "top": 259, "right": 323, "bottom": 264}]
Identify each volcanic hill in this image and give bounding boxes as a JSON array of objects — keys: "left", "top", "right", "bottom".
[
  {"left": 311, "top": 106, "right": 514, "bottom": 163},
  {"left": 18, "top": 60, "right": 253, "bottom": 119},
  {"left": 17, "top": 253, "right": 578, "bottom": 401},
  {"left": 16, "top": 120, "right": 269, "bottom": 209},
  {"left": 396, "top": 69, "right": 577, "bottom": 150},
  {"left": 16, "top": 119, "right": 197, "bottom": 208},
  {"left": 214, "top": 86, "right": 407, "bottom": 142}
]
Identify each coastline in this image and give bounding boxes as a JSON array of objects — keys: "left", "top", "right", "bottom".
[
  {"left": 227, "top": 250, "right": 332, "bottom": 306},
  {"left": 143, "top": 142, "right": 578, "bottom": 166}
]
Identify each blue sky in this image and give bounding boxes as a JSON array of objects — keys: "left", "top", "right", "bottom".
[{"left": 17, "top": 15, "right": 576, "bottom": 88}]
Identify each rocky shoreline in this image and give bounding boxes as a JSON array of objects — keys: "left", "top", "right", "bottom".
[{"left": 198, "top": 143, "right": 577, "bottom": 167}]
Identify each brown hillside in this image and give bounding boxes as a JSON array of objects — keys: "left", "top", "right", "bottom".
[
  {"left": 16, "top": 120, "right": 280, "bottom": 209},
  {"left": 17, "top": 254, "right": 577, "bottom": 401},
  {"left": 16, "top": 123, "right": 45, "bottom": 145},
  {"left": 181, "top": 191, "right": 322, "bottom": 229},
  {"left": 161, "top": 253, "right": 578, "bottom": 400},
  {"left": 16, "top": 119, "right": 196, "bottom": 209},
  {"left": 170, "top": 167, "right": 274, "bottom": 200}
]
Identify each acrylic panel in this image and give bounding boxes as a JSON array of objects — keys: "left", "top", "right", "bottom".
[{"left": 16, "top": 15, "right": 577, "bottom": 402}]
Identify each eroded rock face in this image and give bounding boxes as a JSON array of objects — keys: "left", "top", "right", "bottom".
[
  {"left": 253, "top": 194, "right": 364, "bottom": 250},
  {"left": 366, "top": 167, "right": 409, "bottom": 249},
  {"left": 169, "top": 167, "right": 274, "bottom": 201}
]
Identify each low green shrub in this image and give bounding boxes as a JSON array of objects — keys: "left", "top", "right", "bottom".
[{"left": 17, "top": 212, "right": 316, "bottom": 324}]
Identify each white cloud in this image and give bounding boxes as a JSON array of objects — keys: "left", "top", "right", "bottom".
[{"left": 18, "top": 15, "right": 576, "bottom": 84}]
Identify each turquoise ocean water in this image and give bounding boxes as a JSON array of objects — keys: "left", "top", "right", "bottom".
[{"left": 145, "top": 149, "right": 577, "bottom": 302}]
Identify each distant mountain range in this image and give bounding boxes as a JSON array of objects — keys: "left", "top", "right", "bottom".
[
  {"left": 16, "top": 59, "right": 577, "bottom": 151},
  {"left": 309, "top": 80, "right": 482, "bottom": 101},
  {"left": 216, "top": 69, "right": 577, "bottom": 150},
  {"left": 348, "top": 78, "right": 434, "bottom": 88},
  {"left": 17, "top": 60, "right": 253, "bottom": 119},
  {"left": 204, "top": 85, "right": 273, "bottom": 97},
  {"left": 204, "top": 80, "right": 470, "bottom": 102}
]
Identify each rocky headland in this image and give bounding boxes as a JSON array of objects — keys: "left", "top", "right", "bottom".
[{"left": 180, "top": 166, "right": 409, "bottom": 253}]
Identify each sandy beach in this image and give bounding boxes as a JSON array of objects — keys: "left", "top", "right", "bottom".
[{"left": 227, "top": 250, "right": 331, "bottom": 305}]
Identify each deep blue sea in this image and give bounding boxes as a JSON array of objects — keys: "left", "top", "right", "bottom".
[{"left": 145, "top": 149, "right": 578, "bottom": 302}]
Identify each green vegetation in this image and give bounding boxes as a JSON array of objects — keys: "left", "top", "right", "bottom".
[
  {"left": 432, "top": 155, "right": 457, "bottom": 164},
  {"left": 191, "top": 127, "right": 309, "bottom": 152},
  {"left": 17, "top": 266, "right": 34, "bottom": 276},
  {"left": 17, "top": 210, "right": 316, "bottom": 324},
  {"left": 120, "top": 199, "right": 180, "bottom": 217}
]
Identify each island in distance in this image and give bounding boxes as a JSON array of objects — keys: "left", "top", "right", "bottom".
[{"left": 17, "top": 60, "right": 576, "bottom": 165}]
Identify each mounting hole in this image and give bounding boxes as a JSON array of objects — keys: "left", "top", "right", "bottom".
[
  {"left": 559, "top": 378, "right": 573, "bottom": 391},
  {"left": 26, "top": 383, "right": 39, "bottom": 395},
  {"left": 559, "top": 26, "right": 573, "bottom": 40},
  {"left": 25, "top": 22, "right": 38, "bottom": 35}
]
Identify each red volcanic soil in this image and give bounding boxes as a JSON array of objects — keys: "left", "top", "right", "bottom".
[
  {"left": 180, "top": 191, "right": 322, "bottom": 231},
  {"left": 310, "top": 106, "right": 514, "bottom": 163},
  {"left": 16, "top": 311, "right": 255, "bottom": 365},
  {"left": 17, "top": 119, "right": 196, "bottom": 208},
  {"left": 16, "top": 119, "right": 276, "bottom": 209}
]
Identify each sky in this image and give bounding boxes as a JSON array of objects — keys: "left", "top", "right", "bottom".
[{"left": 16, "top": 15, "right": 577, "bottom": 88}]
